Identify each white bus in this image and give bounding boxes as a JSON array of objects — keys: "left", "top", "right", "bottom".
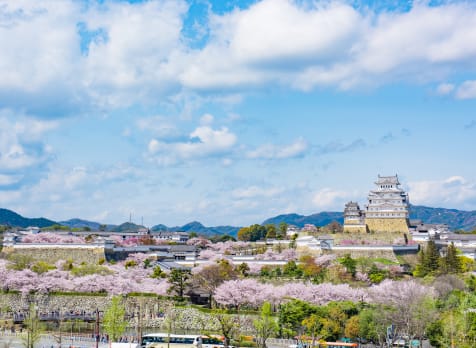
[{"left": 141, "top": 333, "right": 202, "bottom": 348}]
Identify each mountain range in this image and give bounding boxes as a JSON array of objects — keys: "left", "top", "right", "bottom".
[{"left": 1, "top": 205, "right": 475, "bottom": 236}]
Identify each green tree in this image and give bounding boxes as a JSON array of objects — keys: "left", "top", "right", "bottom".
[
  {"left": 302, "top": 314, "right": 323, "bottom": 346},
  {"left": 283, "top": 260, "right": 303, "bottom": 278},
  {"left": 339, "top": 254, "right": 357, "bottom": 277},
  {"left": 102, "top": 296, "right": 127, "bottom": 342},
  {"left": 414, "top": 240, "right": 441, "bottom": 277},
  {"left": 31, "top": 261, "right": 55, "bottom": 274},
  {"left": 278, "top": 222, "right": 288, "bottom": 239},
  {"left": 278, "top": 300, "right": 317, "bottom": 337},
  {"left": 7, "top": 254, "right": 33, "bottom": 271},
  {"left": 212, "top": 309, "right": 241, "bottom": 348},
  {"left": 265, "top": 224, "right": 277, "bottom": 239},
  {"left": 151, "top": 265, "right": 167, "bottom": 278},
  {"left": 237, "top": 227, "right": 252, "bottom": 241},
  {"left": 20, "top": 303, "right": 44, "bottom": 348},
  {"left": 167, "top": 269, "right": 191, "bottom": 299},
  {"left": 237, "top": 262, "right": 250, "bottom": 277},
  {"left": 254, "top": 302, "right": 278, "bottom": 348},
  {"left": 441, "top": 243, "right": 462, "bottom": 274}
]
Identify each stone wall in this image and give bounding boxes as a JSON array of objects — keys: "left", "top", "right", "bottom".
[
  {"left": 343, "top": 224, "right": 368, "bottom": 233},
  {"left": 0, "top": 293, "right": 254, "bottom": 333},
  {"left": 2, "top": 245, "right": 105, "bottom": 264},
  {"left": 365, "top": 218, "right": 409, "bottom": 233},
  {"left": 321, "top": 248, "right": 400, "bottom": 261}
]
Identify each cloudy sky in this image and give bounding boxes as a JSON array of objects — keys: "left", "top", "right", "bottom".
[{"left": 1, "top": 0, "right": 476, "bottom": 227}]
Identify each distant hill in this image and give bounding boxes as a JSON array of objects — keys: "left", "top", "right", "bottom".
[
  {"left": 151, "top": 221, "right": 240, "bottom": 236},
  {"left": 60, "top": 218, "right": 101, "bottom": 230},
  {"left": 261, "top": 206, "right": 476, "bottom": 232},
  {"left": 262, "top": 211, "right": 344, "bottom": 227},
  {"left": 110, "top": 222, "right": 145, "bottom": 232},
  {"left": 410, "top": 205, "right": 476, "bottom": 231},
  {"left": 1, "top": 205, "right": 475, "bottom": 235},
  {"left": 0, "top": 208, "right": 56, "bottom": 228}
]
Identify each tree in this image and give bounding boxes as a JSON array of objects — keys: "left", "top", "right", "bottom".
[
  {"left": 254, "top": 302, "right": 278, "bottom": 348},
  {"left": 102, "top": 296, "right": 127, "bottom": 342},
  {"left": 237, "top": 262, "right": 250, "bottom": 277},
  {"left": 192, "top": 260, "right": 237, "bottom": 307},
  {"left": 237, "top": 227, "right": 252, "bottom": 241},
  {"left": 279, "top": 299, "right": 317, "bottom": 337},
  {"left": 339, "top": 254, "right": 357, "bottom": 277},
  {"left": 151, "top": 265, "right": 167, "bottom": 279},
  {"left": 167, "top": 269, "right": 191, "bottom": 299},
  {"left": 20, "top": 303, "right": 43, "bottom": 348},
  {"left": 344, "top": 315, "right": 360, "bottom": 340},
  {"left": 325, "top": 221, "right": 343, "bottom": 234},
  {"left": 265, "top": 224, "right": 277, "bottom": 239},
  {"left": 414, "top": 240, "right": 441, "bottom": 277},
  {"left": 302, "top": 314, "right": 323, "bottom": 347},
  {"left": 299, "top": 255, "right": 323, "bottom": 282},
  {"left": 212, "top": 309, "right": 241, "bottom": 348},
  {"left": 278, "top": 222, "right": 288, "bottom": 239},
  {"left": 441, "top": 243, "right": 462, "bottom": 274}
]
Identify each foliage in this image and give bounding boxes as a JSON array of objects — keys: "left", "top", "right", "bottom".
[
  {"left": 150, "top": 266, "right": 167, "bottom": 279},
  {"left": 31, "top": 261, "right": 55, "bottom": 274},
  {"left": 237, "top": 224, "right": 267, "bottom": 242},
  {"left": 415, "top": 241, "right": 465, "bottom": 277},
  {"left": 70, "top": 264, "right": 114, "bottom": 277},
  {"left": 7, "top": 254, "right": 34, "bottom": 271},
  {"left": 253, "top": 302, "right": 278, "bottom": 348},
  {"left": 212, "top": 309, "right": 242, "bottom": 347},
  {"left": 339, "top": 254, "right": 357, "bottom": 277},
  {"left": 20, "top": 303, "right": 44, "bottom": 348},
  {"left": 102, "top": 296, "right": 127, "bottom": 342},
  {"left": 124, "top": 260, "right": 138, "bottom": 269},
  {"left": 167, "top": 269, "right": 192, "bottom": 298}
]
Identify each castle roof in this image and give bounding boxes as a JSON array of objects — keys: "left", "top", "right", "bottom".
[{"left": 375, "top": 174, "right": 400, "bottom": 185}]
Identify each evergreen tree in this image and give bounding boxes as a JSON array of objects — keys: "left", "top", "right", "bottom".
[
  {"left": 167, "top": 269, "right": 191, "bottom": 299},
  {"left": 441, "top": 243, "right": 462, "bottom": 274},
  {"left": 425, "top": 240, "right": 441, "bottom": 275}
]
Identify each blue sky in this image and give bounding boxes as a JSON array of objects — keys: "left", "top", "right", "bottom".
[{"left": 1, "top": 0, "right": 476, "bottom": 227}]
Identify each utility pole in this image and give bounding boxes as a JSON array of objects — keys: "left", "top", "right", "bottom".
[{"left": 95, "top": 309, "right": 100, "bottom": 348}]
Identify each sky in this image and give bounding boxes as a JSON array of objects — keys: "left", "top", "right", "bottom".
[{"left": 0, "top": 0, "right": 476, "bottom": 227}]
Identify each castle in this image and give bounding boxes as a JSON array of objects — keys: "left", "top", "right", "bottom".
[{"left": 343, "top": 175, "right": 410, "bottom": 233}]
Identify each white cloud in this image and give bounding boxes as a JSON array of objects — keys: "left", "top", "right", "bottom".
[
  {"left": 232, "top": 186, "right": 284, "bottom": 199},
  {"left": 200, "top": 113, "right": 214, "bottom": 125},
  {"left": 312, "top": 188, "right": 360, "bottom": 211},
  {"left": 246, "top": 138, "right": 308, "bottom": 159},
  {"left": 455, "top": 80, "right": 476, "bottom": 99},
  {"left": 0, "top": 113, "right": 57, "bottom": 171},
  {"left": 0, "top": 174, "right": 23, "bottom": 186},
  {"left": 182, "top": 0, "right": 476, "bottom": 91},
  {"left": 148, "top": 126, "right": 237, "bottom": 164},
  {"left": 136, "top": 116, "right": 178, "bottom": 138},
  {"left": 408, "top": 176, "right": 476, "bottom": 209},
  {"left": 436, "top": 83, "right": 455, "bottom": 96},
  {"left": 1, "top": 0, "right": 476, "bottom": 115}
]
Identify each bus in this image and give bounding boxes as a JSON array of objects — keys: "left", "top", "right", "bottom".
[
  {"left": 140, "top": 333, "right": 202, "bottom": 348},
  {"left": 200, "top": 335, "right": 234, "bottom": 348},
  {"left": 290, "top": 342, "right": 358, "bottom": 348}
]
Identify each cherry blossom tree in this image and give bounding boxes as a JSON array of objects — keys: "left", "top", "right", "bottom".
[{"left": 22, "top": 233, "right": 85, "bottom": 244}]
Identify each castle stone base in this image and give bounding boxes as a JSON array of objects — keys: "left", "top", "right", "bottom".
[
  {"left": 343, "top": 224, "right": 368, "bottom": 233},
  {"left": 365, "top": 218, "right": 409, "bottom": 233}
]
